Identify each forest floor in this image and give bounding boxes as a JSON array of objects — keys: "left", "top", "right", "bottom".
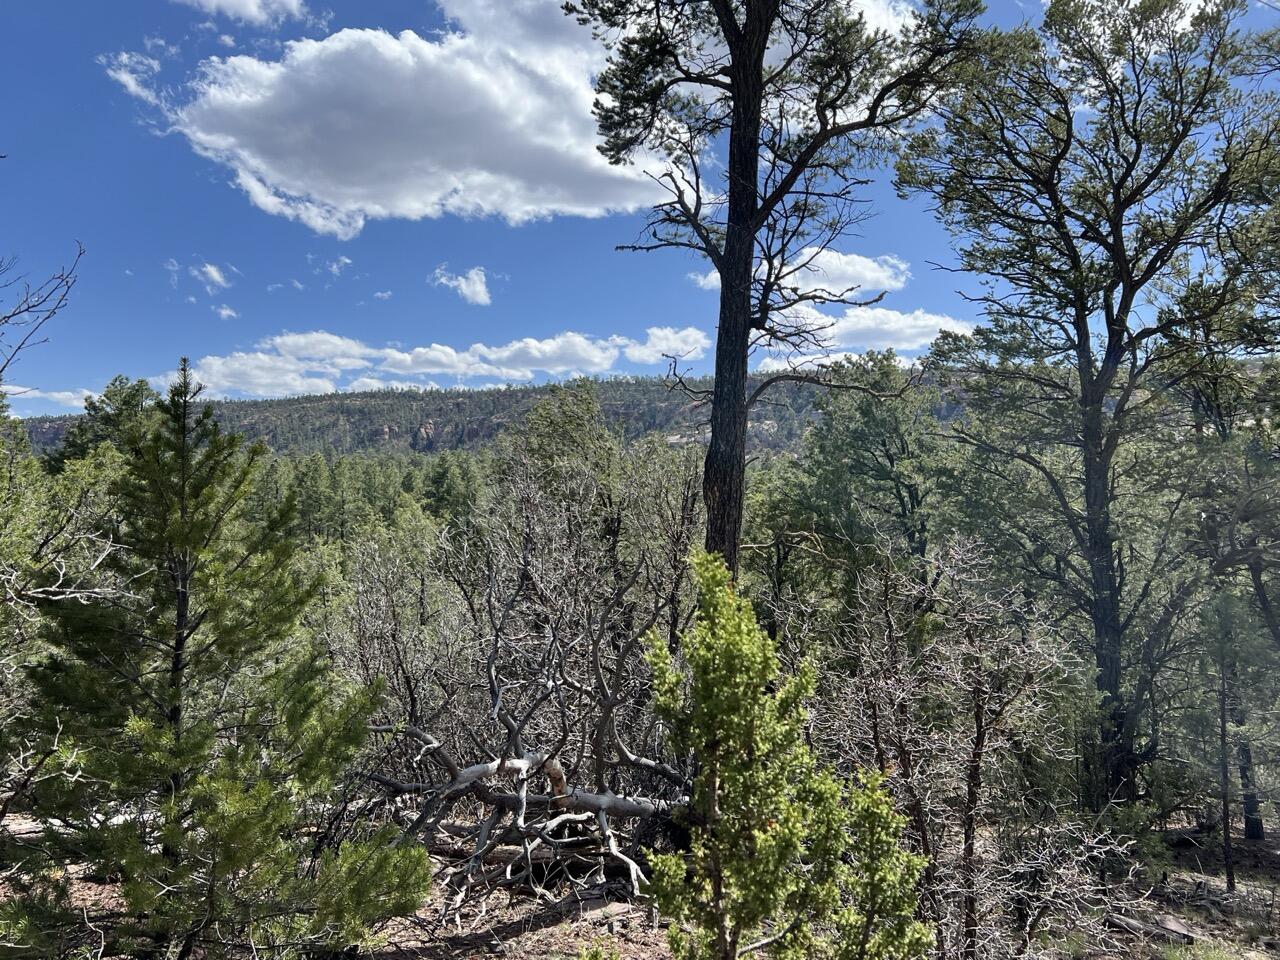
[
  {"left": 1130, "top": 829, "right": 1280, "bottom": 959},
  {"left": 8, "top": 815, "right": 1280, "bottom": 958},
  {"left": 369, "top": 831, "right": 1280, "bottom": 959},
  {"left": 370, "top": 887, "right": 668, "bottom": 959}
]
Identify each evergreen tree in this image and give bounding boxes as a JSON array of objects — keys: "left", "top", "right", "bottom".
[
  {"left": 10, "top": 360, "right": 429, "bottom": 958},
  {"left": 565, "top": 0, "right": 982, "bottom": 571},
  {"left": 647, "top": 553, "right": 928, "bottom": 960},
  {"left": 898, "top": 0, "right": 1280, "bottom": 806},
  {"left": 45, "top": 374, "right": 158, "bottom": 472}
]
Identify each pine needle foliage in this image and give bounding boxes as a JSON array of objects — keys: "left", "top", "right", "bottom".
[
  {"left": 9, "top": 360, "right": 429, "bottom": 959},
  {"left": 646, "top": 553, "right": 929, "bottom": 960}
]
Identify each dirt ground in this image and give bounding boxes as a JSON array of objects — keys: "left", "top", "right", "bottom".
[
  {"left": 371, "top": 891, "right": 669, "bottom": 959},
  {"left": 9, "top": 819, "right": 1280, "bottom": 958}
]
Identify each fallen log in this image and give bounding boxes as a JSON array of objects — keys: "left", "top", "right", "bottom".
[{"left": 1104, "top": 913, "right": 1196, "bottom": 945}]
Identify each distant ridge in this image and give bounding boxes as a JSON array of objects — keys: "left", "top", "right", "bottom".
[{"left": 22, "top": 377, "right": 818, "bottom": 458}]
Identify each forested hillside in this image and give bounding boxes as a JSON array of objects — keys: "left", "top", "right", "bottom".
[{"left": 21, "top": 376, "right": 818, "bottom": 457}]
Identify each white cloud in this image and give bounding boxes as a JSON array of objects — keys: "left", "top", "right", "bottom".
[
  {"left": 850, "top": 0, "right": 914, "bottom": 35},
  {"left": 433, "top": 265, "right": 491, "bottom": 305},
  {"left": 192, "top": 261, "right": 232, "bottom": 292},
  {"left": 689, "top": 248, "right": 910, "bottom": 296},
  {"left": 263, "top": 330, "right": 375, "bottom": 366},
  {"left": 166, "top": 16, "right": 660, "bottom": 237},
  {"left": 750, "top": 303, "right": 969, "bottom": 368},
  {"left": 290, "top": 278, "right": 304, "bottom": 290},
  {"left": 175, "top": 322, "right": 699, "bottom": 398},
  {"left": 382, "top": 331, "right": 619, "bottom": 379},
  {"left": 218, "top": 34, "right": 237, "bottom": 48},
  {"left": 2, "top": 385, "right": 93, "bottom": 409},
  {"left": 473, "top": 332, "right": 619, "bottom": 376},
  {"left": 755, "top": 352, "right": 860, "bottom": 373},
  {"left": 170, "top": 0, "right": 307, "bottom": 25},
  {"left": 623, "top": 326, "right": 711, "bottom": 363},
  {"left": 213, "top": 303, "right": 239, "bottom": 319},
  {"left": 326, "top": 255, "right": 352, "bottom": 276},
  {"left": 189, "top": 351, "right": 335, "bottom": 396},
  {"left": 345, "top": 376, "right": 439, "bottom": 392},
  {"left": 144, "top": 35, "right": 182, "bottom": 58},
  {"left": 689, "top": 269, "right": 720, "bottom": 291},
  {"left": 828, "top": 305, "right": 970, "bottom": 351},
  {"left": 754, "top": 350, "right": 917, "bottom": 372},
  {"left": 373, "top": 290, "right": 393, "bottom": 300},
  {"left": 795, "top": 248, "right": 910, "bottom": 294},
  {"left": 99, "top": 52, "right": 162, "bottom": 105}
]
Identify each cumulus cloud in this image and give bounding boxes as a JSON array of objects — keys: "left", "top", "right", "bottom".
[
  {"left": 689, "top": 248, "right": 910, "bottom": 296},
  {"left": 623, "top": 326, "right": 711, "bottom": 363},
  {"left": 345, "top": 376, "right": 440, "bottom": 392},
  {"left": 326, "top": 255, "right": 352, "bottom": 276},
  {"left": 688, "top": 269, "right": 721, "bottom": 291},
  {"left": 382, "top": 331, "right": 619, "bottom": 379},
  {"left": 373, "top": 290, "right": 393, "bottom": 300},
  {"left": 144, "top": 35, "right": 182, "bottom": 58},
  {"left": 170, "top": 0, "right": 307, "bottom": 25},
  {"left": 170, "top": 323, "right": 710, "bottom": 398},
  {"left": 752, "top": 303, "right": 970, "bottom": 369},
  {"left": 263, "top": 330, "right": 375, "bottom": 366},
  {"left": 755, "top": 351, "right": 862, "bottom": 373},
  {"left": 189, "top": 351, "right": 336, "bottom": 396},
  {"left": 109, "top": 1, "right": 913, "bottom": 239},
  {"left": 795, "top": 248, "right": 910, "bottom": 294},
  {"left": 2, "top": 385, "right": 93, "bottom": 409},
  {"left": 157, "top": 11, "right": 661, "bottom": 237},
  {"left": 213, "top": 303, "right": 239, "bottom": 319},
  {"left": 433, "top": 265, "right": 491, "bottom": 305},
  {"left": 827, "top": 305, "right": 970, "bottom": 351}
]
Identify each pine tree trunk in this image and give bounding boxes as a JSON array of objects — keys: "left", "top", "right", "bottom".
[
  {"left": 702, "top": 21, "right": 764, "bottom": 576},
  {"left": 1239, "top": 739, "right": 1265, "bottom": 842},
  {"left": 1082, "top": 404, "right": 1134, "bottom": 807},
  {"left": 1218, "top": 663, "right": 1236, "bottom": 892},
  {"left": 1250, "top": 558, "right": 1280, "bottom": 648}
]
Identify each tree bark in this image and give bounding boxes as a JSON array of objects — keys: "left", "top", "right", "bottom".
[
  {"left": 1218, "top": 662, "right": 1236, "bottom": 892},
  {"left": 1238, "top": 739, "right": 1265, "bottom": 842},
  {"left": 1250, "top": 558, "right": 1280, "bottom": 649},
  {"left": 1081, "top": 400, "right": 1135, "bottom": 806},
  {"left": 703, "top": 14, "right": 765, "bottom": 575}
]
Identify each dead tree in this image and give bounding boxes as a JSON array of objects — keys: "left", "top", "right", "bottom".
[
  {"left": 815, "top": 541, "right": 1119, "bottom": 959},
  {"left": 339, "top": 434, "right": 702, "bottom": 913},
  {"left": 0, "top": 243, "right": 81, "bottom": 387}
]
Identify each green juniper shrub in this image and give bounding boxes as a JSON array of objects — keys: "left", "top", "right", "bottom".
[{"left": 646, "top": 553, "right": 929, "bottom": 960}]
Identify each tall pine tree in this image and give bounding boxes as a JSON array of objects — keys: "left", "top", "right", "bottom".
[{"left": 11, "top": 360, "right": 428, "bottom": 958}]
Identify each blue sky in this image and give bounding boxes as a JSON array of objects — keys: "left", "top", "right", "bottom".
[{"left": 3, "top": 0, "right": 1261, "bottom": 415}]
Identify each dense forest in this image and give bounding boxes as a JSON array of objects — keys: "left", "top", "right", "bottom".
[
  {"left": 21, "top": 377, "right": 819, "bottom": 458},
  {"left": 7, "top": 0, "right": 1280, "bottom": 958}
]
